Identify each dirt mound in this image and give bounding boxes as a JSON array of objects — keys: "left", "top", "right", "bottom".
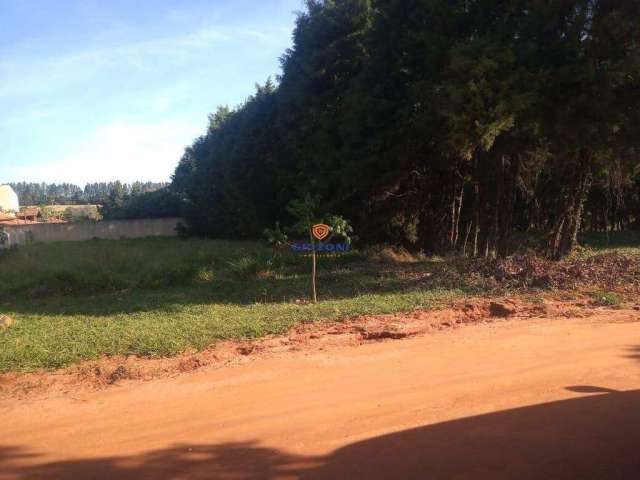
[
  {"left": 470, "top": 252, "right": 640, "bottom": 291},
  {"left": 368, "top": 246, "right": 426, "bottom": 263}
]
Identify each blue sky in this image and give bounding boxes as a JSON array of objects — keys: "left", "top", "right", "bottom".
[{"left": 0, "top": 0, "right": 303, "bottom": 185}]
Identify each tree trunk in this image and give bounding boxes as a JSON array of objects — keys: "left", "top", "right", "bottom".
[
  {"left": 450, "top": 193, "right": 457, "bottom": 248},
  {"left": 453, "top": 183, "right": 464, "bottom": 248},
  {"left": 472, "top": 157, "right": 480, "bottom": 257},
  {"left": 547, "top": 167, "right": 592, "bottom": 260},
  {"left": 497, "top": 155, "right": 521, "bottom": 257},
  {"left": 489, "top": 156, "right": 505, "bottom": 258},
  {"left": 462, "top": 221, "right": 472, "bottom": 256},
  {"left": 449, "top": 178, "right": 465, "bottom": 251}
]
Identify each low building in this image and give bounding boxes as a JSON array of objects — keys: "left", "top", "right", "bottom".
[{"left": 16, "top": 208, "right": 40, "bottom": 222}]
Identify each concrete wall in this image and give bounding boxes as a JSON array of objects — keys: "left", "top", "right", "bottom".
[{"left": 2, "top": 217, "right": 183, "bottom": 247}]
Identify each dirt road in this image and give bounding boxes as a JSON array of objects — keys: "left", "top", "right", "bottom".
[{"left": 1, "top": 308, "right": 640, "bottom": 479}]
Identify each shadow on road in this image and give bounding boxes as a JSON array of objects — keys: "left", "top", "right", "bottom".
[
  {"left": 626, "top": 345, "right": 640, "bottom": 362},
  {"left": 2, "top": 387, "right": 639, "bottom": 479}
]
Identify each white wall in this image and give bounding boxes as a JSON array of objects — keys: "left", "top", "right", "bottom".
[{"left": 2, "top": 217, "right": 183, "bottom": 247}]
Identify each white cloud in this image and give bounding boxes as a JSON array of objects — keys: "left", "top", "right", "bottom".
[
  {"left": 5, "top": 118, "right": 202, "bottom": 185},
  {"left": 0, "top": 27, "right": 230, "bottom": 99}
]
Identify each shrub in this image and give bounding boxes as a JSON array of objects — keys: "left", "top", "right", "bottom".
[
  {"left": 589, "top": 291, "right": 624, "bottom": 307},
  {"left": 227, "top": 256, "right": 261, "bottom": 279}
]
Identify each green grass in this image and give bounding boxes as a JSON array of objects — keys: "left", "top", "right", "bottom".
[
  {"left": 0, "top": 288, "right": 462, "bottom": 372},
  {"left": 577, "top": 231, "right": 640, "bottom": 257},
  {"left": 587, "top": 290, "right": 624, "bottom": 307},
  {"left": 0, "top": 238, "right": 470, "bottom": 372},
  {"left": 0, "top": 238, "right": 291, "bottom": 298},
  {"left": 1, "top": 235, "right": 638, "bottom": 373}
]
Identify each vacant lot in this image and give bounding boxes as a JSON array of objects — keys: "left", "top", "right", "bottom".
[{"left": 0, "top": 235, "right": 638, "bottom": 372}]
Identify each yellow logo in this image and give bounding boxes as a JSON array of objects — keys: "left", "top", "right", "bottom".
[{"left": 312, "top": 224, "right": 330, "bottom": 241}]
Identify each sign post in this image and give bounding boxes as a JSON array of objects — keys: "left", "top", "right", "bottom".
[{"left": 309, "top": 224, "right": 330, "bottom": 304}]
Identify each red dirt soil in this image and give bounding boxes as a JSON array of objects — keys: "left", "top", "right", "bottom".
[{"left": 1, "top": 300, "right": 640, "bottom": 479}]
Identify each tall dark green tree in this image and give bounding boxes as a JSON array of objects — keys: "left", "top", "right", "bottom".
[{"left": 172, "top": 0, "right": 640, "bottom": 258}]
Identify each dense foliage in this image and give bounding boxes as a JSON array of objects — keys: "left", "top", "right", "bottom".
[
  {"left": 100, "top": 187, "right": 183, "bottom": 220},
  {"left": 171, "top": 0, "right": 638, "bottom": 258}
]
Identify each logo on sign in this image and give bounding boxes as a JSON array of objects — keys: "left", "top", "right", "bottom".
[
  {"left": 312, "top": 224, "right": 330, "bottom": 241},
  {"left": 290, "top": 223, "right": 351, "bottom": 255}
]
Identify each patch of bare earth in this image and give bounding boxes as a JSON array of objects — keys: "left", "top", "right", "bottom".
[{"left": 1, "top": 297, "right": 638, "bottom": 400}]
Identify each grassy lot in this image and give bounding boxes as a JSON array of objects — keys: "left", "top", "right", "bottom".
[
  {"left": 0, "top": 238, "right": 468, "bottom": 372},
  {"left": 0, "top": 235, "right": 638, "bottom": 372}
]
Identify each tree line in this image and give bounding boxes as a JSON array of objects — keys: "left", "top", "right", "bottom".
[
  {"left": 9, "top": 181, "right": 168, "bottom": 206},
  {"left": 172, "top": 0, "right": 639, "bottom": 258},
  {"left": 8, "top": 181, "right": 181, "bottom": 220}
]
